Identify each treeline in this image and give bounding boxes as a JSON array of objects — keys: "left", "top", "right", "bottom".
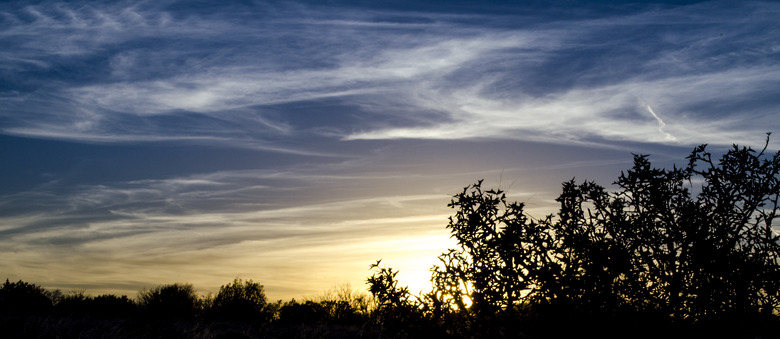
[
  {"left": 3, "top": 137, "right": 780, "bottom": 338},
  {"left": 0, "top": 278, "right": 376, "bottom": 338}
]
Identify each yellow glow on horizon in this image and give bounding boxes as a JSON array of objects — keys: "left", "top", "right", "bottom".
[{"left": 0, "top": 195, "right": 462, "bottom": 302}]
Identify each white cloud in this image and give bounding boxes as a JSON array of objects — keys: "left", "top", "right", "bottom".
[
  {"left": 4, "top": 1, "right": 778, "bottom": 149},
  {"left": 69, "top": 31, "right": 528, "bottom": 114},
  {"left": 346, "top": 64, "right": 780, "bottom": 147}
]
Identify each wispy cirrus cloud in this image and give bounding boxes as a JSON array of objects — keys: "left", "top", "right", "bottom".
[
  {"left": 346, "top": 65, "right": 780, "bottom": 146},
  {"left": 3, "top": 1, "right": 776, "bottom": 149}
]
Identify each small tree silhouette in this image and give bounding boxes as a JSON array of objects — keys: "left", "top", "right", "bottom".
[
  {"left": 367, "top": 260, "right": 411, "bottom": 311},
  {"left": 367, "top": 260, "right": 430, "bottom": 336},
  {"left": 430, "top": 181, "right": 541, "bottom": 316},
  {"left": 210, "top": 278, "right": 271, "bottom": 323}
]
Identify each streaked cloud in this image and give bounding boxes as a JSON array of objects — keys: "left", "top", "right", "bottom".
[{"left": 3, "top": 1, "right": 777, "bottom": 148}]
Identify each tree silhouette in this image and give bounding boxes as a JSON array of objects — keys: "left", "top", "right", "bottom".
[
  {"left": 210, "top": 278, "right": 272, "bottom": 323},
  {"left": 0, "top": 279, "right": 52, "bottom": 316},
  {"left": 367, "top": 260, "right": 411, "bottom": 311},
  {"left": 138, "top": 283, "right": 200, "bottom": 321},
  {"left": 543, "top": 136, "right": 780, "bottom": 321},
  {"left": 372, "top": 135, "right": 780, "bottom": 336},
  {"left": 367, "top": 260, "right": 435, "bottom": 336}
]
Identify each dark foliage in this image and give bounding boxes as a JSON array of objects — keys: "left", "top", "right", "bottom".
[
  {"left": 274, "top": 283, "right": 376, "bottom": 337},
  {"left": 366, "top": 260, "right": 417, "bottom": 334},
  {"left": 0, "top": 278, "right": 378, "bottom": 338},
  {"left": 138, "top": 283, "right": 200, "bottom": 321},
  {"left": 209, "top": 278, "right": 272, "bottom": 324},
  {"left": 92, "top": 294, "right": 137, "bottom": 318},
  {"left": 278, "top": 299, "right": 328, "bottom": 325},
  {"left": 0, "top": 279, "right": 52, "bottom": 316},
  {"left": 54, "top": 292, "right": 137, "bottom": 318}
]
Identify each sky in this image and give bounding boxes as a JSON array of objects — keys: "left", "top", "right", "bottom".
[{"left": 1, "top": 0, "right": 779, "bottom": 300}]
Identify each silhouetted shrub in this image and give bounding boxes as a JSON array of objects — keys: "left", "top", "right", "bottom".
[
  {"left": 0, "top": 279, "right": 53, "bottom": 316},
  {"left": 210, "top": 278, "right": 272, "bottom": 324},
  {"left": 91, "top": 294, "right": 136, "bottom": 318},
  {"left": 278, "top": 299, "right": 328, "bottom": 325},
  {"left": 276, "top": 285, "right": 369, "bottom": 328},
  {"left": 276, "top": 297, "right": 378, "bottom": 339},
  {"left": 367, "top": 261, "right": 443, "bottom": 337},
  {"left": 51, "top": 291, "right": 136, "bottom": 320},
  {"left": 138, "top": 283, "right": 200, "bottom": 321},
  {"left": 53, "top": 290, "right": 90, "bottom": 316}
]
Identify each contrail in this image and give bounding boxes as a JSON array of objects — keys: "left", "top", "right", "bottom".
[{"left": 646, "top": 104, "right": 676, "bottom": 141}]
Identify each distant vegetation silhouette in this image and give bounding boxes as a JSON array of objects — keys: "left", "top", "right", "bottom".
[{"left": 1, "top": 137, "right": 778, "bottom": 338}]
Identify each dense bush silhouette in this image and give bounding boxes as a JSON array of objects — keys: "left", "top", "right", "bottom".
[
  {"left": 0, "top": 279, "right": 52, "bottom": 316},
  {"left": 278, "top": 299, "right": 328, "bottom": 325},
  {"left": 209, "top": 278, "right": 273, "bottom": 324},
  {"left": 54, "top": 292, "right": 136, "bottom": 318},
  {"left": 91, "top": 294, "right": 137, "bottom": 318},
  {"left": 138, "top": 283, "right": 200, "bottom": 321}
]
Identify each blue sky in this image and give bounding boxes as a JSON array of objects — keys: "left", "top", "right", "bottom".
[{"left": 1, "top": 0, "right": 779, "bottom": 299}]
